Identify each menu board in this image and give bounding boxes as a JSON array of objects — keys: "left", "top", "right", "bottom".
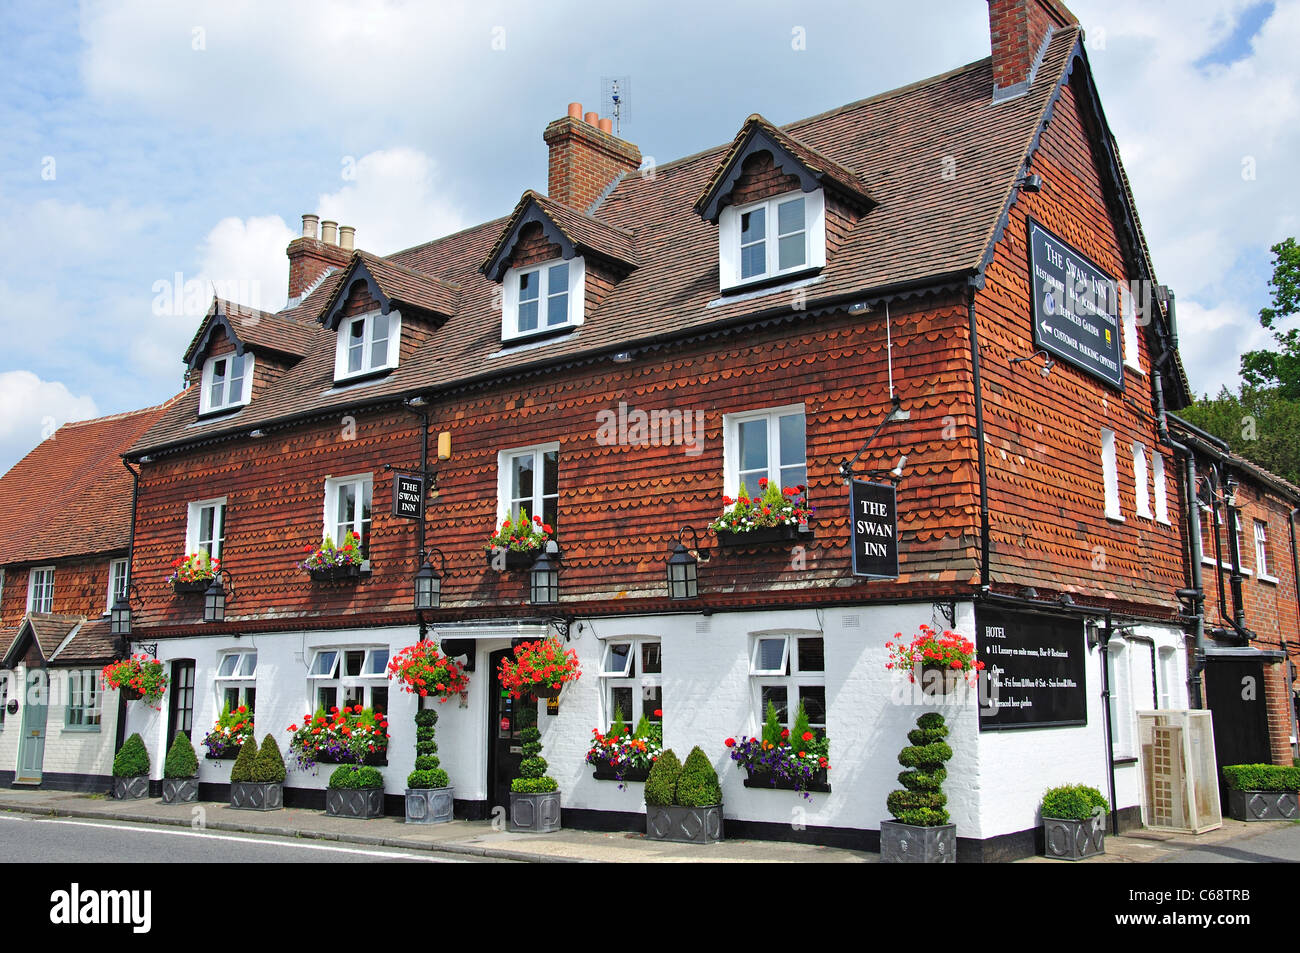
[{"left": 977, "top": 606, "right": 1088, "bottom": 730}]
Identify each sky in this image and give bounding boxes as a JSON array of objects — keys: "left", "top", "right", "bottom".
[{"left": 0, "top": 0, "right": 1296, "bottom": 474}]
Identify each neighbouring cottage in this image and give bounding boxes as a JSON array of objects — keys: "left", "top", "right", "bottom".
[{"left": 82, "top": 0, "right": 1295, "bottom": 859}]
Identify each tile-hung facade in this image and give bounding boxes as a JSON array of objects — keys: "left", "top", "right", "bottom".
[
  {"left": 120, "top": 0, "right": 1211, "bottom": 858},
  {"left": 0, "top": 402, "right": 177, "bottom": 792}
]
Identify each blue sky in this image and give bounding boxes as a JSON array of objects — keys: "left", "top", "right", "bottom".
[{"left": 0, "top": 0, "right": 1296, "bottom": 474}]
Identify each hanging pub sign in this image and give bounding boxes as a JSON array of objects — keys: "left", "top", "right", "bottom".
[
  {"left": 392, "top": 472, "right": 424, "bottom": 520},
  {"left": 977, "top": 606, "right": 1087, "bottom": 731},
  {"left": 1026, "top": 220, "right": 1124, "bottom": 391},
  {"left": 849, "top": 479, "right": 898, "bottom": 579}
]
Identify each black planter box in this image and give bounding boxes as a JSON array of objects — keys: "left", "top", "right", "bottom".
[
  {"left": 171, "top": 579, "right": 211, "bottom": 595},
  {"left": 592, "top": 764, "right": 650, "bottom": 783},
  {"left": 646, "top": 803, "right": 723, "bottom": 844},
  {"left": 715, "top": 524, "right": 810, "bottom": 547},
  {"left": 307, "top": 564, "right": 365, "bottom": 583},
  {"left": 1042, "top": 816, "right": 1106, "bottom": 860},
  {"left": 230, "top": 781, "right": 283, "bottom": 811},
  {"left": 404, "top": 786, "right": 454, "bottom": 824},
  {"left": 112, "top": 776, "right": 150, "bottom": 800},
  {"left": 742, "top": 767, "right": 831, "bottom": 793},
  {"left": 880, "top": 820, "right": 956, "bottom": 863},
  {"left": 311, "top": 749, "right": 388, "bottom": 767},
  {"left": 1226, "top": 788, "right": 1300, "bottom": 822},
  {"left": 325, "top": 787, "right": 385, "bottom": 819},
  {"left": 119, "top": 686, "right": 144, "bottom": 702},
  {"left": 509, "top": 790, "right": 562, "bottom": 832},
  {"left": 204, "top": 749, "right": 245, "bottom": 761},
  {"left": 162, "top": 777, "right": 199, "bottom": 804},
  {"left": 485, "top": 547, "right": 538, "bottom": 570}
]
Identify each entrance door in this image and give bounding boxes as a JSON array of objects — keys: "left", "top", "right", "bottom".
[
  {"left": 167, "top": 660, "right": 196, "bottom": 745},
  {"left": 486, "top": 649, "right": 538, "bottom": 811},
  {"left": 16, "top": 669, "right": 48, "bottom": 784},
  {"left": 1204, "top": 656, "right": 1273, "bottom": 812}
]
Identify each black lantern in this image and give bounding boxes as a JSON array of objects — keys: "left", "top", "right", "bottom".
[
  {"left": 666, "top": 542, "right": 698, "bottom": 600},
  {"left": 110, "top": 594, "right": 133, "bottom": 637},
  {"left": 414, "top": 550, "right": 444, "bottom": 611},
  {"left": 204, "top": 575, "right": 226, "bottom": 623},
  {"left": 530, "top": 546, "right": 560, "bottom": 605}
]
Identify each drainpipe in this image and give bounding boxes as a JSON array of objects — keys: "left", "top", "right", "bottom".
[
  {"left": 1222, "top": 472, "right": 1248, "bottom": 635},
  {"left": 967, "top": 280, "right": 990, "bottom": 589},
  {"left": 1205, "top": 465, "right": 1232, "bottom": 627},
  {"left": 1288, "top": 508, "right": 1300, "bottom": 747},
  {"left": 1097, "top": 609, "right": 1119, "bottom": 835}
]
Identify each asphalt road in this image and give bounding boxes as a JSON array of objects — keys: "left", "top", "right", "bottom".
[{"left": 0, "top": 813, "right": 509, "bottom": 863}]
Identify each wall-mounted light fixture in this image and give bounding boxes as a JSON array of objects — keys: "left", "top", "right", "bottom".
[
  {"left": 530, "top": 541, "right": 561, "bottom": 605},
  {"left": 1015, "top": 173, "right": 1043, "bottom": 193},
  {"left": 666, "top": 526, "right": 710, "bottom": 600},
  {"left": 203, "top": 572, "right": 237, "bottom": 623},
  {"left": 1011, "top": 349, "right": 1055, "bottom": 378},
  {"left": 414, "top": 549, "right": 446, "bottom": 611}
]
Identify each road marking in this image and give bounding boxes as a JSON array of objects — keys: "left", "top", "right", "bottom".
[{"left": 5, "top": 815, "right": 468, "bottom": 862}]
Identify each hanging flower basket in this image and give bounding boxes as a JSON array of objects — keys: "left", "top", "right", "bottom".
[
  {"left": 120, "top": 686, "right": 144, "bottom": 702},
  {"left": 386, "top": 641, "right": 470, "bottom": 702},
  {"left": 497, "top": 638, "right": 581, "bottom": 701},
  {"left": 886, "top": 624, "right": 984, "bottom": 689},
  {"left": 101, "top": 655, "right": 169, "bottom": 708}
]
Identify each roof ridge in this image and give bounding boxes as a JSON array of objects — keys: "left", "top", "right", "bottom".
[
  {"left": 56, "top": 394, "right": 185, "bottom": 431},
  {"left": 385, "top": 215, "right": 511, "bottom": 262}
]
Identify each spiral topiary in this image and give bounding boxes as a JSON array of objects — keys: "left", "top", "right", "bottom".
[
  {"left": 886, "top": 712, "right": 953, "bottom": 826},
  {"left": 230, "top": 736, "right": 257, "bottom": 782},
  {"left": 407, "top": 706, "right": 450, "bottom": 789},
  {"left": 511, "top": 725, "right": 558, "bottom": 794}
]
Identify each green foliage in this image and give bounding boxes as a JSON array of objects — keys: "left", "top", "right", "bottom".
[
  {"left": 761, "top": 700, "right": 784, "bottom": 746},
  {"left": 414, "top": 755, "right": 441, "bottom": 771},
  {"left": 511, "top": 724, "right": 555, "bottom": 791},
  {"left": 407, "top": 768, "right": 450, "bottom": 789},
  {"left": 328, "top": 765, "right": 384, "bottom": 789},
  {"left": 1039, "top": 783, "right": 1109, "bottom": 820},
  {"left": 252, "top": 734, "right": 286, "bottom": 783},
  {"left": 633, "top": 714, "right": 652, "bottom": 739},
  {"left": 230, "top": 737, "right": 257, "bottom": 782},
  {"left": 791, "top": 701, "right": 812, "bottom": 752},
  {"left": 1180, "top": 386, "right": 1300, "bottom": 486},
  {"left": 112, "top": 733, "right": 150, "bottom": 778},
  {"left": 518, "top": 756, "right": 549, "bottom": 779},
  {"left": 609, "top": 704, "right": 627, "bottom": 739},
  {"left": 675, "top": 746, "right": 722, "bottom": 807},
  {"left": 644, "top": 748, "right": 682, "bottom": 807},
  {"left": 511, "top": 777, "right": 559, "bottom": 794},
  {"left": 163, "top": 731, "right": 198, "bottom": 779},
  {"left": 408, "top": 702, "right": 450, "bottom": 798},
  {"left": 888, "top": 713, "right": 954, "bottom": 826},
  {"left": 1241, "top": 237, "right": 1300, "bottom": 399},
  {"left": 1222, "top": 763, "right": 1300, "bottom": 792},
  {"left": 414, "top": 708, "right": 439, "bottom": 728}
]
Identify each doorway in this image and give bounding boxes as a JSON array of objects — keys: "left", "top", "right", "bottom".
[
  {"left": 16, "top": 669, "right": 48, "bottom": 784},
  {"left": 486, "top": 648, "right": 537, "bottom": 811},
  {"left": 1204, "top": 655, "right": 1273, "bottom": 812}
]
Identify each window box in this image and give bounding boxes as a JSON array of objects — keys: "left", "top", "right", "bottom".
[
  {"left": 742, "top": 767, "right": 830, "bottom": 793},
  {"left": 307, "top": 564, "right": 367, "bottom": 583},
  {"left": 485, "top": 547, "right": 538, "bottom": 571},
  {"left": 593, "top": 764, "right": 650, "bottom": 783},
  {"left": 205, "top": 751, "right": 239, "bottom": 761},
  {"left": 312, "top": 748, "right": 388, "bottom": 767},
  {"left": 715, "top": 523, "right": 809, "bottom": 547},
  {"left": 172, "top": 579, "right": 211, "bottom": 595}
]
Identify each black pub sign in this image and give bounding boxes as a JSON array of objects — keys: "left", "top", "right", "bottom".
[
  {"left": 849, "top": 479, "right": 898, "bottom": 579},
  {"left": 392, "top": 473, "right": 424, "bottom": 520},
  {"left": 1027, "top": 220, "right": 1124, "bottom": 391},
  {"left": 977, "top": 606, "right": 1087, "bottom": 731}
]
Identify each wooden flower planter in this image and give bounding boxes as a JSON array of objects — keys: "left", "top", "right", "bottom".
[
  {"left": 715, "top": 524, "right": 809, "bottom": 547},
  {"left": 307, "top": 564, "right": 364, "bottom": 583},
  {"left": 592, "top": 764, "right": 650, "bottom": 783},
  {"left": 742, "top": 767, "right": 831, "bottom": 793},
  {"left": 172, "top": 579, "right": 211, "bottom": 595}
]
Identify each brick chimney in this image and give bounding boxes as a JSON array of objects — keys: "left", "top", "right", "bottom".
[
  {"left": 988, "top": 0, "right": 1078, "bottom": 102},
  {"left": 286, "top": 213, "right": 353, "bottom": 303},
  {"left": 543, "top": 102, "right": 641, "bottom": 212}
]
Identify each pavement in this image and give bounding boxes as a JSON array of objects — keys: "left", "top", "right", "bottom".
[{"left": 0, "top": 788, "right": 1293, "bottom": 862}]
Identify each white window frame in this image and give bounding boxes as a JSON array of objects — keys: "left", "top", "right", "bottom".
[
  {"left": 199, "top": 351, "right": 254, "bottom": 415},
  {"left": 306, "top": 645, "right": 391, "bottom": 714},
  {"left": 323, "top": 474, "right": 373, "bottom": 566},
  {"left": 748, "top": 632, "right": 826, "bottom": 732},
  {"left": 106, "top": 558, "right": 129, "bottom": 614},
  {"left": 496, "top": 443, "right": 560, "bottom": 530},
  {"left": 1255, "top": 519, "right": 1278, "bottom": 583},
  {"left": 64, "top": 669, "right": 102, "bottom": 731},
  {"left": 27, "top": 566, "right": 54, "bottom": 614},
  {"left": 502, "top": 256, "right": 585, "bottom": 342},
  {"left": 216, "top": 649, "right": 258, "bottom": 712},
  {"left": 1132, "top": 442, "right": 1152, "bottom": 519},
  {"left": 1107, "top": 639, "right": 1136, "bottom": 759},
  {"left": 1152, "top": 452, "right": 1170, "bottom": 524},
  {"left": 333, "top": 309, "right": 402, "bottom": 382},
  {"left": 1157, "top": 645, "right": 1180, "bottom": 709},
  {"left": 0, "top": 672, "right": 7, "bottom": 729},
  {"left": 1121, "top": 282, "right": 1143, "bottom": 374},
  {"left": 598, "top": 638, "right": 662, "bottom": 727},
  {"left": 1100, "top": 429, "right": 1122, "bottom": 521},
  {"left": 185, "top": 498, "right": 227, "bottom": 560},
  {"left": 722, "top": 404, "right": 807, "bottom": 501},
  {"left": 719, "top": 188, "right": 826, "bottom": 291}
]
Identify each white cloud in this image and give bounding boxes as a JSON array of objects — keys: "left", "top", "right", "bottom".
[
  {"left": 0, "top": 371, "right": 100, "bottom": 476},
  {"left": 196, "top": 214, "right": 295, "bottom": 313}
]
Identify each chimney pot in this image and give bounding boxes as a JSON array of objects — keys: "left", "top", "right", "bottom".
[
  {"left": 320, "top": 220, "right": 338, "bottom": 245},
  {"left": 301, "top": 213, "right": 319, "bottom": 239},
  {"left": 338, "top": 225, "right": 355, "bottom": 251},
  {"left": 544, "top": 107, "right": 641, "bottom": 210},
  {"left": 598, "top": 117, "right": 613, "bottom": 134},
  {"left": 567, "top": 102, "right": 583, "bottom": 119},
  {"left": 584, "top": 111, "right": 599, "bottom": 126}
]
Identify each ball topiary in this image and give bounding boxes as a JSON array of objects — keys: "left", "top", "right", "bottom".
[
  {"left": 113, "top": 733, "right": 150, "bottom": 778},
  {"left": 510, "top": 725, "right": 558, "bottom": 794},
  {"left": 329, "top": 765, "right": 384, "bottom": 789},
  {"left": 1040, "top": 783, "right": 1109, "bottom": 820},
  {"left": 407, "top": 768, "right": 450, "bottom": 789},
  {"left": 886, "top": 712, "right": 953, "bottom": 826},
  {"left": 163, "top": 731, "right": 198, "bottom": 779},
  {"left": 230, "top": 737, "right": 257, "bottom": 782},
  {"left": 644, "top": 748, "right": 682, "bottom": 807},
  {"left": 252, "top": 733, "right": 286, "bottom": 783},
  {"left": 675, "top": 746, "right": 723, "bottom": 807}
]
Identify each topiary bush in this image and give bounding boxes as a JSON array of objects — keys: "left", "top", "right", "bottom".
[
  {"left": 1222, "top": 763, "right": 1300, "bottom": 792},
  {"left": 675, "top": 746, "right": 722, "bottom": 807},
  {"left": 328, "top": 765, "right": 384, "bottom": 789},
  {"left": 407, "top": 705, "right": 451, "bottom": 789},
  {"left": 230, "top": 737, "right": 257, "bottom": 782},
  {"left": 113, "top": 733, "right": 150, "bottom": 778},
  {"left": 511, "top": 725, "right": 557, "bottom": 794},
  {"left": 163, "top": 731, "right": 198, "bottom": 779},
  {"left": 252, "top": 734, "right": 286, "bottom": 783},
  {"left": 886, "top": 712, "right": 953, "bottom": 827},
  {"left": 1040, "top": 784, "right": 1109, "bottom": 821},
  {"left": 644, "top": 748, "right": 682, "bottom": 807}
]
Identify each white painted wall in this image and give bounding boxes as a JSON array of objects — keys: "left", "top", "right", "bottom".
[{"left": 0, "top": 664, "right": 119, "bottom": 782}]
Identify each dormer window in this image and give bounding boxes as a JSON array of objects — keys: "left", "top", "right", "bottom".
[
  {"left": 334, "top": 309, "right": 401, "bottom": 382},
  {"left": 719, "top": 189, "right": 825, "bottom": 291},
  {"left": 200, "top": 352, "right": 254, "bottom": 415},
  {"left": 503, "top": 256, "right": 585, "bottom": 341}
]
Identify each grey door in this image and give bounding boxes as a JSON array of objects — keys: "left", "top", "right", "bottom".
[{"left": 17, "top": 669, "right": 48, "bottom": 783}]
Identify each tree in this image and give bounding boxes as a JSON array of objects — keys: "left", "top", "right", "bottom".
[{"left": 1240, "top": 237, "right": 1300, "bottom": 400}]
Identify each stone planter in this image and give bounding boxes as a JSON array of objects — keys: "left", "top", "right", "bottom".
[
  {"left": 645, "top": 803, "right": 724, "bottom": 844},
  {"left": 162, "top": 777, "right": 199, "bottom": 804},
  {"left": 742, "top": 767, "right": 831, "bottom": 793},
  {"left": 1226, "top": 788, "right": 1300, "bottom": 822},
  {"left": 1042, "top": 816, "right": 1106, "bottom": 860},
  {"left": 509, "top": 790, "right": 562, "bottom": 833},
  {"left": 404, "top": 786, "right": 454, "bottom": 824},
  {"left": 112, "top": 776, "right": 150, "bottom": 800},
  {"left": 880, "top": 820, "right": 956, "bottom": 863},
  {"left": 171, "top": 579, "right": 211, "bottom": 595},
  {"left": 486, "top": 548, "right": 538, "bottom": 570},
  {"left": 715, "top": 524, "right": 808, "bottom": 548},
  {"left": 307, "top": 564, "right": 364, "bottom": 583},
  {"left": 326, "top": 786, "right": 385, "bottom": 819},
  {"left": 230, "top": 781, "right": 283, "bottom": 811}
]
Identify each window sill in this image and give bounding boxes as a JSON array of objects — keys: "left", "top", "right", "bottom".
[
  {"left": 1124, "top": 363, "right": 1146, "bottom": 377},
  {"left": 1259, "top": 574, "right": 1280, "bottom": 586},
  {"left": 501, "top": 323, "right": 579, "bottom": 348},
  {"left": 714, "top": 268, "right": 823, "bottom": 303},
  {"left": 1105, "top": 513, "right": 1125, "bottom": 524},
  {"left": 197, "top": 403, "right": 250, "bottom": 421},
  {"left": 63, "top": 725, "right": 102, "bottom": 733},
  {"left": 328, "top": 367, "right": 397, "bottom": 392},
  {"left": 1113, "top": 755, "right": 1139, "bottom": 766}
]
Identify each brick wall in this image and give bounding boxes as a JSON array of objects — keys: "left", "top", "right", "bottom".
[
  {"left": 0, "top": 556, "right": 125, "bottom": 629},
  {"left": 287, "top": 236, "right": 351, "bottom": 300},
  {"left": 988, "top": 0, "right": 1079, "bottom": 93},
  {"left": 543, "top": 116, "right": 641, "bottom": 212}
]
